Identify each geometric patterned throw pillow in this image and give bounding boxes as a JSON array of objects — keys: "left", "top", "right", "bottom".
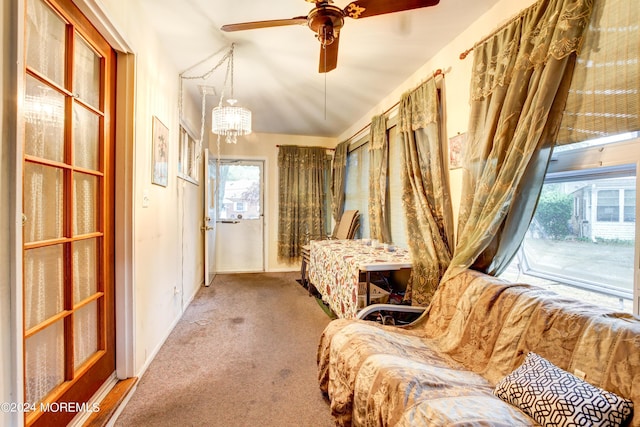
[{"left": 494, "top": 352, "right": 633, "bottom": 427}]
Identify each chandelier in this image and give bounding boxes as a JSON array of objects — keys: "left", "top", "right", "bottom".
[{"left": 211, "top": 44, "right": 252, "bottom": 144}]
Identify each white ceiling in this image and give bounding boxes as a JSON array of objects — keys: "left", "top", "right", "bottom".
[{"left": 139, "top": 0, "right": 501, "bottom": 138}]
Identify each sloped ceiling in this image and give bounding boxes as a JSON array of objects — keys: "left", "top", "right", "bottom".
[{"left": 139, "top": 0, "right": 501, "bottom": 137}]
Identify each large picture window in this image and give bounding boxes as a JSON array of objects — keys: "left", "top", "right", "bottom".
[{"left": 501, "top": 134, "right": 640, "bottom": 314}]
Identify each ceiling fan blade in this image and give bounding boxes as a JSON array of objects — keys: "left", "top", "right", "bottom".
[
  {"left": 221, "top": 16, "right": 307, "bottom": 32},
  {"left": 343, "top": 0, "right": 439, "bottom": 19},
  {"left": 319, "top": 35, "right": 340, "bottom": 73}
]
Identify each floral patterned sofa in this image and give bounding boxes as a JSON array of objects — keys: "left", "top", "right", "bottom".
[{"left": 318, "top": 269, "right": 640, "bottom": 426}]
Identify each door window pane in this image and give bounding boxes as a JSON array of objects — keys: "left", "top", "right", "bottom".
[
  {"left": 217, "top": 164, "right": 261, "bottom": 220},
  {"left": 24, "top": 163, "right": 64, "bottom": 243},
  {"left": 26, "top": 0, "right": 66, "bottom": 86},
  {"left": 25, "top": 320, "right": 65, "bottom": 404},
  {"left": 73, "top": 103, "right": 100, "bottom": 171},
  {"left": 73, "top": 34, "right": 101, "bottom": 108},
  {"left": 74, "top": 301, "right": 98, "bottom": 370},
  {"left": 73, "top": 238, "right": 98, "bottom": 303},
  {"left": 24, "top": 245, "right": 64, "bottom": 330},
  {"left": 73, "top": 172, "right": 98, "bottom": 235},
  {"left": 25, "top": 75, "right": 65, "bottom": 163}
]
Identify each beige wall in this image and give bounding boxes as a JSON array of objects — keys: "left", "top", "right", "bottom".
[
  {"left": 216, "top": 132, "right": 336, "bottom": 272},
  {"left": 100, "top": 0, "right": 204, "bottom": 374}
]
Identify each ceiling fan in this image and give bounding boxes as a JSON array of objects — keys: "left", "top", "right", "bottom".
[{"left": 221, "top": 0, "right": 440, "bottom": 73}]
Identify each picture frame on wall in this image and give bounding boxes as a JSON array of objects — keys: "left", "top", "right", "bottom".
[
  {"left": 448, "top": 132, "right": 466, "bottom": 170},
  {"left": 152, "top": 116, "right": 169, "bottom": 187},
  {"left": 178, "top": 122, "right": 200, "bottom": 185}
]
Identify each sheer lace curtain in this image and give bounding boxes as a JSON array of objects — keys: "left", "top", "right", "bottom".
[
  {"left": 398, "top": 78, "right": 454, "bottom": 305},
  {"left": 330, "top": 140, "right": 349, "bottom": 224},
  {"left": 442, "top": 0, "right": 594, "bottom": 283},
  {"left": 368, "top": 115, "right": 392, "bottom": 243},
  {"left": 277, "top": 145, "right": 327, "bottom": 260}
]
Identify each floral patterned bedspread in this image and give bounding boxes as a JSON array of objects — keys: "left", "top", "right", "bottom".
[
  {"left": 317, "top": 269, "right": 640, "bottom": 426},
  {"left": 307, "top": 239, "right": 411, "bottom": 319}
]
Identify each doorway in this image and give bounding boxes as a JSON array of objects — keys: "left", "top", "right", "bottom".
[
  {"left": 214, "top": 159, "right": 265, "bottom": 273},
  {"left": 22, "top": 0, "right": 116, "bottom": 424}
]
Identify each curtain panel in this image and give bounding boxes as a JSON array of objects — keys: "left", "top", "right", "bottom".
[
  {"left": 368, "top": 115, "right": 392, "bottom": 243},
  {"left": 398, "top": 78, "right": 454, "bottom": 305},
  {"left": 330, "top": 140, "right": 349, "bottom": 224},
  {"left": 443, "top": 0, "right": 594, "bottom": 282},
  {"left": 277, "top": 145, "right": 327, "bottom": 260}
]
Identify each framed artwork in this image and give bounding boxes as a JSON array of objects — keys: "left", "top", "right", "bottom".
[
  {"left": 448, "top": 132, "right": 466, "bottom": 170},
  {"left": 152, "top": 116, "right": 169, "bottom": 187}
]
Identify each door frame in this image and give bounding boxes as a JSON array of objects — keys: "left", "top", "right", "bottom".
[
  {"left": 214, "top": 155, "right": 268, "bottom": 273},
  {"left": 72, "top": 0, "right": 137, "bottom": 381},
  {"left": 203, "top": 149, "right": 217, "bottom": 286},
  {"left": 8, "top": 2, "right": 137, "bottom": 425}
]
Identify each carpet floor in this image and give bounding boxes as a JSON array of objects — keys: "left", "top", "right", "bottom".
[{"left": 114, "top": 272, "right": 335, "bottom": 427}]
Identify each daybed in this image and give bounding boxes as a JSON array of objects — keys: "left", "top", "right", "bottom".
[{"left": 318, "top": 269, "right": 640, "bottom": 426}]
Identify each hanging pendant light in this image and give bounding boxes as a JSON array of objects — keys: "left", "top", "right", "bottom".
[
  {"left": 212, "top": 99, "right": 251, "bottom": 144},
  {"left": 211, "top": 44, "right": 252, "bottom": 144}
]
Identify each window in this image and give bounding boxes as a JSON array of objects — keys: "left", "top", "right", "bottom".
[
  {"left": 344, "top": 141, "right": 369, "bottom": 239},
  {"left": 501, "top": 135, "right": 640, "bottom": 314},
  {"left": 178, "top": 124, "right": 199, "bottom": 184},
  {"left": 597, "top": 190, "right": 619, "bottom": 222},
  {"left": 388, "top": 124, "right": 408, "bottom": 249},
  {"left": 217, "top": 163, "right": 261, "bottom": 220},
  {"left": 501, "top": 0, "right": 639, "bottom": 314},
  {"left": 624, "top": 190, "right": 635, "bottom": 222}
]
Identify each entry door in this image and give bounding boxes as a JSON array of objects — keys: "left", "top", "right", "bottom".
[
  {"left": 203, "top": 149, "right": 217, "bottom": 286},
  {"left": 22, "top": 0, "right": 115, "bottom": 425},
  {"left": 214, "top": 160, "right": 265, "bottom": 272}
]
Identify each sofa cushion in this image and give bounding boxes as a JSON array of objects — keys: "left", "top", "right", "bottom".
[{"left": 494, "top": 352, "right": 633, "bottom": 427}]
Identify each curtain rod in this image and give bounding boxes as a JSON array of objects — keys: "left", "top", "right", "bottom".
[
  {"left": 343, "top": 68, "right": 444, "bottom": 144},
  {"left": 459, "top": 5, "right": 531, "bottom": 60},
  {"left": 276, "top": 144, "right": 335, "bottom": 151}
]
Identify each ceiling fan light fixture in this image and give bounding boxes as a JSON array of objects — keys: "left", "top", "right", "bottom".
[
  {"left": 317, "top": 25, "right": 336, "bottom": 46},
  {"left": 212, "top": 99, "right": 252, "bottom": 144}
]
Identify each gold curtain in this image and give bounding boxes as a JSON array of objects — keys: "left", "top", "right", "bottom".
[
  {"left": 442, "top": 0, "right": 594, "bottom": 283},
  {"left": 398, "top": 78, "right": 454, "bottom": 305},
  {"left": 277, "top": 146, "right": 327, "bottom": 260},
  {"left": 330, "top": 140, "right": 349, "bottom": 223},
  {"left": 557, "top": 0, "right": 639, "bottom": 144},
  {"left": 368, "top": 115, "right": 392, "bottom": 242}
]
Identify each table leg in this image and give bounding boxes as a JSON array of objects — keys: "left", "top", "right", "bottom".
[{"left": 366, "top": 271, "right": 371, "bottom": 306}]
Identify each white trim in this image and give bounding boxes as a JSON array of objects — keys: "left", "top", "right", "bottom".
[
  {"left": 72, "top": 0, "right": 134, "bottom": 53},
  {"left": 9, "top": 0, "right": 25, "bottom": 425},
  {"left": 114, "top": 52, "right": 136, "bottom": 379}
]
